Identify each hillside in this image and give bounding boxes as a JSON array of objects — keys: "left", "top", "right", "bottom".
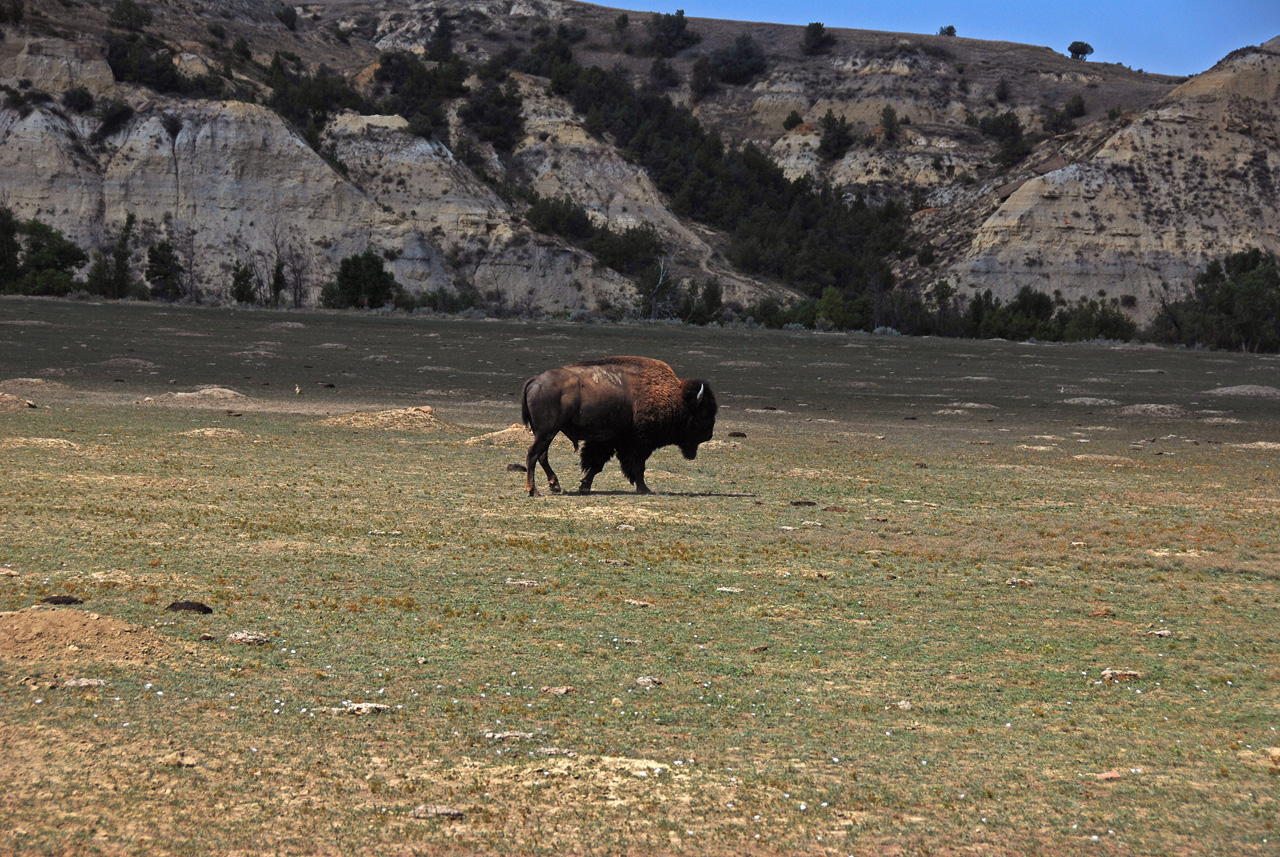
[{"left": 1, "top": 0, "right": 1275, "bottom": 326}]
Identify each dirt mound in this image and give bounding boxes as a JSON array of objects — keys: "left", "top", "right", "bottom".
[
  {"left": 98, "top": 357, "right": 161, "bottom": 370},
  {"left": 1206, "top": 385, "right": 1280, "bottom": 398},
  {"left": 319, "top": 406, "right": 440, "bottom": 430},
  {"left": 178, "top": 428, "right": 247, "bottom": 439},
  {"left": 2, "top": 437, "right": 81, "bottom": 451},
  {"left": 172, "top": 387, "right": 245, "bottom": 400},
  {"left": 1116, "top": 404, "right": 1190, "bottom": 418},
  {"left": 465, "top": 423, "right": 533, "bottom": 446},
  {"left": 0, "top": 392, "right": 36, "bottom": 410},
  {"left": 0, "top": 607, "right": 176, "bottom": 665},
  {"left": 1, "top": 377, "right": 67, "bottom": 394}
]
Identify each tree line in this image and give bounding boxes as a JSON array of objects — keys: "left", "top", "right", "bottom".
[{"left": 4, "top": 200, "right": 1274, "bottom": 351}]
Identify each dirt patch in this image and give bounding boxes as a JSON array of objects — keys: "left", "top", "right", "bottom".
[
  {"left": 1205, "top": 385, "right": 1280, "bottom": 398},
  {"left": 98, "top": 357, "right": 161, "bottom": 370},
  {"left": 177, "top": 428, "right": 248, "bottom": 439},
  {"left": 465, "top": 423, "right": 532, "bottom": 447},
  {"left": 0, "top": 606, "right": 179, "bottom": 665},
  {"left": 1, "top": 377, "right": 67, "bottom": 394},
  {"left": 0, "top": 392, "right": 36, "bottom": 410},
  {"left": 2, "top": 436, "right": 82, "bottom": 451},
  {"left": 1063, "top": 397, "right": 1121, "bottom": 406},
  {"left": 1116, "top": 404, "right": 1190, "bottom": 418},
  {"left": 154, "top": 386, "right": 248, "bottom": 404},
  {"left": 319, "top": 406, "right": 441, "bottom": 430}
]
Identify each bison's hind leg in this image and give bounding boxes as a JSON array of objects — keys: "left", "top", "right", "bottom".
[
  {"left": 577, "top": 441, "right": 615, "bottom": 494},
  {"left": 525, "top": 432, "right": 562, "bottom": 496}
]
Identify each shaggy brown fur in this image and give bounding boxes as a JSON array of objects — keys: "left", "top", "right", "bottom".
[{"left": 520, "top": 356, "right": 717, "bottom": 496}]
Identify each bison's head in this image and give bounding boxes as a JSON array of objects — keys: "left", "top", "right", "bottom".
[{"left": 679, "top": 379, "right": 718, "bottom": 459}]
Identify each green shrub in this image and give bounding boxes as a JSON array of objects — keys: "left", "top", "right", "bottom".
[
  {"left": 1150, "top": 248, "right": 1280, "bottom": 352},
  {"left": 709, "top": 33, "right": 766, "bottom": 84},
  {"left": 322, "top": 249, "right": 398, "bottom": 309},
  {"left": 801, "top": 22, "right": 835, "bottom": 55},
  {"left": 107, "top": 0, "right": 151, "bottom": 32},
  {"left": 644, "top": 10, "right": 700, "bottom": 57}
]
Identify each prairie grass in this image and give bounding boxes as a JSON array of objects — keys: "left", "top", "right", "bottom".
[{"left": 1, "top": 298, "right": 1278, "bottom": 855}]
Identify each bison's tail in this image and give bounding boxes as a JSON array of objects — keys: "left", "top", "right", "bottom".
[{"left": 520, "top": 378, "right": 534, "bottom": 428}]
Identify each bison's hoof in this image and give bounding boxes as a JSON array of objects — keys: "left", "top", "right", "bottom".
[
  {"left": 636, "top": 486, "right": 653, "bottom": 495},
  {"left": 549, "top": 483, "right": 562, "bottom": 494},
  {"left": 528, "top": 489, "right": 540, "bottom": 497}
]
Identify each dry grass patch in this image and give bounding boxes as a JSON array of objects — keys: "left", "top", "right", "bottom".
[
  {"left": 0, "top": 606, "right": 182, "bottom": 665},
  {"left": 319, "top": 406, "right": 441, "bottom": 430},
  {"left": 464, "top": 423, "right": 532, "bottom": 446}
]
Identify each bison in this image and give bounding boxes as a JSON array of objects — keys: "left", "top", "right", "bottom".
[{"left": 520, "top": 356, "right": 717, "bottom": 496}]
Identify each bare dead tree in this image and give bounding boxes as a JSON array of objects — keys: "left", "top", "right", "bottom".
[
  {"left": 281, "top": 240, "right": 313, "bottom": 308},
  {"left": 171, "top": 221, "right": 200, "bottom": 302}
]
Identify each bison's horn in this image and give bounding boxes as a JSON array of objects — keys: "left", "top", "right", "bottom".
[{"left": 696, "top": 383, "right": 705, "bottom": 404}]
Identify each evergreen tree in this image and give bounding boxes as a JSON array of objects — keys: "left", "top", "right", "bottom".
[
  {"left": 322, "top": 249, "right": 397, "bottom": 309},
  {"left": 271, "top": 259, "right": 287, "bottom": 307},
  {"left": 107, "top": 0, "right": 151, "bottom": 32},
  {"left": 801, "top": 22, "right": 836, "bottom": 55},
  {"left": 146, "top": 239, "right": 183, "bottom": 301},
  {"left": 107, "top": 214, "right": 137, "bottom": 299},
  {"left": 0, "top": 206, "right": 19, "bottom": 288},
  {"left": 230, "top": 258, "right": 258, "bottom": 304}
]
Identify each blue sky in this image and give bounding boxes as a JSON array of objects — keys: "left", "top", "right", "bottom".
[{"left": 621, "top": 1, "right": 1280, "bottom": 76}]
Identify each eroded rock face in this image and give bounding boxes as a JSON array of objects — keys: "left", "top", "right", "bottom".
[
  {"left": 2, "top": 11, "right": 1278, "bottom": 322},
  {"left": 0, "top": 37, "right": 115, "bottom": 96},
  {"left": 953, "top": 44, "right": 1280, "bottom": 322},
  {"left": 0, "top": 42, "right": 629, "bottom": 311}
]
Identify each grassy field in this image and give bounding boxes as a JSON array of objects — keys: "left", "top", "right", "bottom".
[{"left": 1, "top": 297, "right": 1278, "bottom": 856}]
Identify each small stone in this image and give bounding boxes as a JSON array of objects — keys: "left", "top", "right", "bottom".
[
  {"left": 1006, "top": 577, "right": 1036, "bottom": 587},
  {"left": 226, "top": 631, "right": 271, "bottom": 646},
  {"left": 167, "top": 600, "right": 213, "bottom": 614},
  {"left": 537, "top": 747, "right": 578, "bottom": 757},
  {"left": 330, "top": 702, "right": 391, "bottom": 715},
  {"left": 412, "top": 804, "right": 464, "bottom": 819},
  {"left": 63, "top": 678, "right": 108, "bottom": 688},
  {"left": 635, "top": 676, "right": 661, "bottom": 688},
  {"left": 1100, "top": 668, "right": 1142, "bottom": 682},
  {"left": 484, "top": 730, "right": 533, "bottom": 740},
  {"left": 541, "top": 685, "right": 574, "bottom": 695},
  {"left": 160, "top": 750, "right": 201, "bottom": 768},
  {"left": 624, "top": 599, "right": 652, "bottom": 607}
]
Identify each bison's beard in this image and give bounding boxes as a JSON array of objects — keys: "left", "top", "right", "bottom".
[{"left": 680, "top": 444, "right": 699, "bottom": 460}]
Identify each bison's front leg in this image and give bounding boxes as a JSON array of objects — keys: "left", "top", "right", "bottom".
[
  {"left": 577, "top": 441, "right": 614, "bottom": 494},
  {"left": 618, "top": 448, "right": 652, "bottom": 494}
]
